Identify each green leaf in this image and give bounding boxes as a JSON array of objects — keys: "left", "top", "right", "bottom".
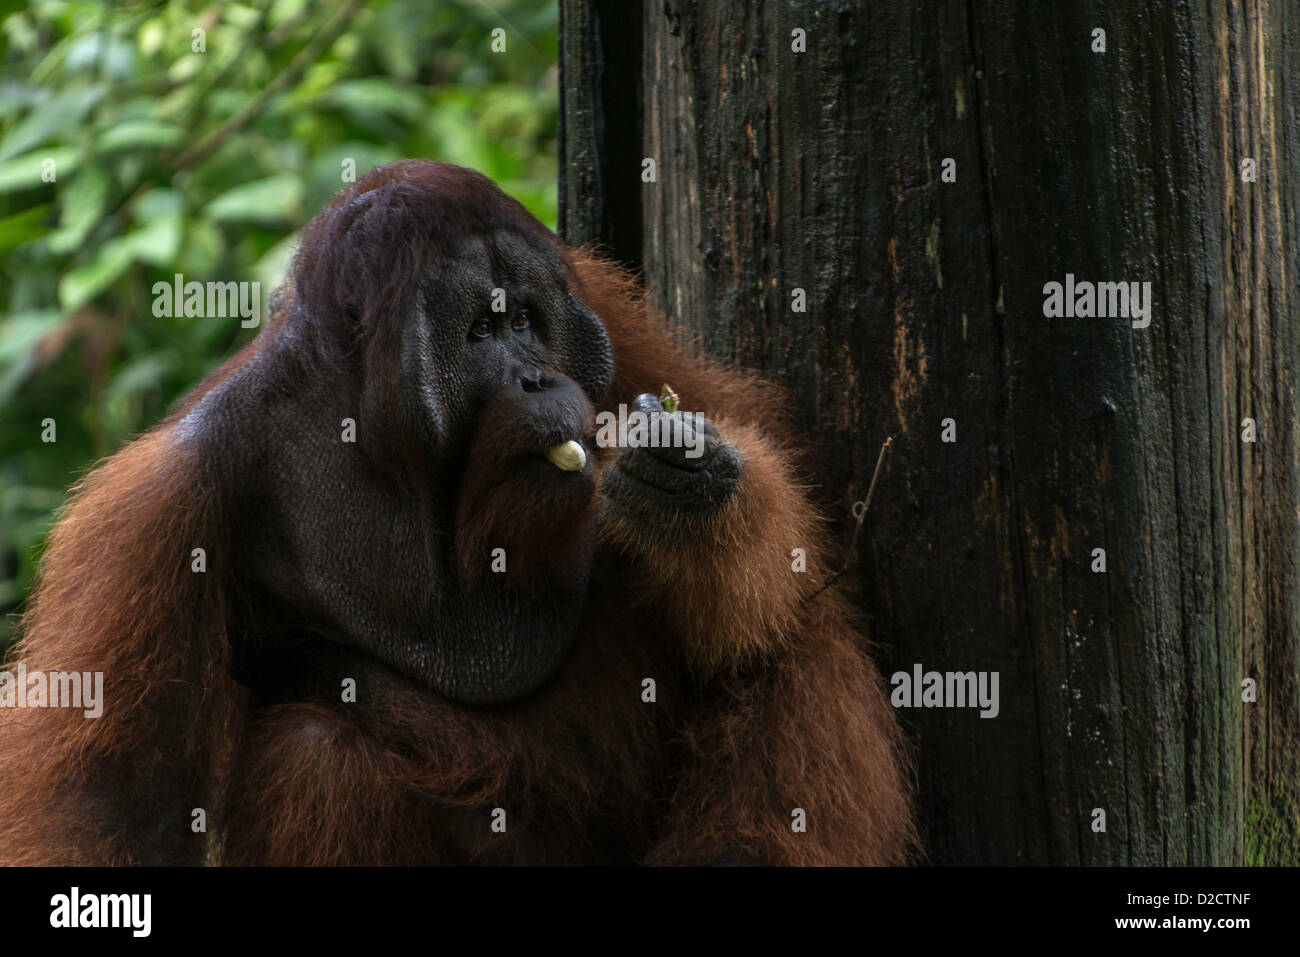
[
  {"left": 58, "top": 236, "right": 133, "bottom": 312},
  {"left": 97, "top": 119, "right": 184, "bottom": 153},
  {"left": 133, "top": 188, "right": 181, "bottom": 223},
  {"left": 328, "top": 79, "right": 428, "bottom": 123},
  {"left": 0, "top": 81, "right": 42, "bottom": 124},
  {"left": 166, "top": 53, "right": 202, "bottom": 85},
  {"left": 0, "top": 204, "right": 52, "bottom": 252},
  {"left": 0, "top": 147, "right": 78, "bottom": 193},
  {"left": 205, "top": 175, "right": 302, "bottom": 225},
  {"left": 124, "top": 217, "right": 181, "bottom": 267},
  {"left": 0, "top": 85, "right": 106, "bottom": 161},
  {"left": 104, "top": 351, "right": 177, "bottom": 400},
  {"left": 137, "top": 17, "right": 166, "bottom": 58},
  {"left": 0, "top": 309, "right": 63, "bottom": 365},
  {"left": 124, "top": 188, "right": 182, "bottom": 265},
  {"left": 64, "top": 33, "right": 136, "bottom": 79},
  {"left": 47, "top": 164, "right": 109, "bottom": 255},
  {"left": 0, "top": 0, "right": 26, "bottom": 25},
  {"left": 178, "top": 216, "right": 223, "bottom": 276},
  {"left": 255, "top": 230, "right": 300, "bottom": 293}
]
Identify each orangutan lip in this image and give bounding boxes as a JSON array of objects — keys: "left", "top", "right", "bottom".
[
  {"left": 553, "top": 440, "right": 588, "bottom": 469},
  {"left": 525, "top": 435, "right": 592, "bottom": 456}
]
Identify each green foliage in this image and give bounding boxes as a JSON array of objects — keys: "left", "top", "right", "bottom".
[
  {"left": 1246, "top": 789, "right": 1300, "bottom": 866},
  {"left": 0, "top": 0, "right": 559, "bottom": 643}
]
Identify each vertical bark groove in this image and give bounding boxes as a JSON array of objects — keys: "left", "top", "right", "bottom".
[{"left": 561, "top": 0, "right": 1299, "bottom": 865}]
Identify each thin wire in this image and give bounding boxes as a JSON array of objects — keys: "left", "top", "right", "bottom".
[{"left": 804, "top": 436, "right": 892, "bottom": 604}]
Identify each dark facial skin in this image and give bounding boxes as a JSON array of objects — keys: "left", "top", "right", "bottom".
[
  {"left": 201, "top": 221, "right": 741, "bottom": 709},
  {"left": 397, "top": 230, "right": 615, "bottom": 466},
  {"left": 200, "top": 228, "right": 610, "bottom": 706}
]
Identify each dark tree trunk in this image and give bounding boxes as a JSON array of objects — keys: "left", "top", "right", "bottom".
[{"left": 560, "top": 0, "right": 1300, "bottom": 865}]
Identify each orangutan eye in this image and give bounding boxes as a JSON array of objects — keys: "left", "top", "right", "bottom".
[
  {"left": 469, "top": 317, "right": 491, "bottom": 339},
  {"left": 511, "top": 310, "right": 531, "bottom": 331}
]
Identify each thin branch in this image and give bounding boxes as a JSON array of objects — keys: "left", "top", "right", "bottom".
[
  {"left": 168, "top": 0, "right": 362, "bottom": 173},
  {"left": 803, "top": 436, "right": 893, "bottom": 604}
]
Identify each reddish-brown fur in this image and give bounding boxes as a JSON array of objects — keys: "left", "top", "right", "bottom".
[{"left": 0, "top": 186, "right": 914, "bottom": 865}]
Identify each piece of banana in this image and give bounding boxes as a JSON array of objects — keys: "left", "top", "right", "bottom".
[{"left": 544, "top": 439, "right": 587, "bottom": 472}]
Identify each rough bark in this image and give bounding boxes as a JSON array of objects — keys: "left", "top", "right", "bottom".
[{"left": 560, "top": 0, "right": 1299, "bottom": 865}]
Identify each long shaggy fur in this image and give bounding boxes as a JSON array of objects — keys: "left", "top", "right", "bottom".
[{"left": 0, "top": 167, "right": 914, "bottom": 866}]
